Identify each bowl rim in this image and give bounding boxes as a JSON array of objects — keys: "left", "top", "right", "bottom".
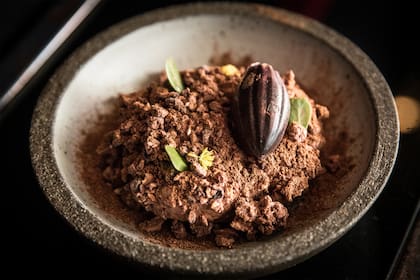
[{"left": 29, "top": 2, "right": 399, "bottom": 277}]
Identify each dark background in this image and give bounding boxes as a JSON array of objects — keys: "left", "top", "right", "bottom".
[{"left": 1, "top": 0, "right": 419, "bottom": 278}]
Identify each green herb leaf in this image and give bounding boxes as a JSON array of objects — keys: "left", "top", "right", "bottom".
[
  {"left": 289, "top": 97, "right": 312, "bottom": 129},
  {"left": 164, "top": 145, "right": 188, "bottom": 172},
  {"left": 165, "top": 58, "right": 184, "bottom": 93},
  {"left": 198, "top": 148, "right": 214, "bottom": 170}
]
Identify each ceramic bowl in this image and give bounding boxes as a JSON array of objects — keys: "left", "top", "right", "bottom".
[{"left": 30, "top": 2, "right": 399, "bottom": 278}]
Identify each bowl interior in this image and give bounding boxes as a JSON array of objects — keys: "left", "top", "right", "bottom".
[{"left": 53, "top": 12, "right": 375, "bottom": 241}]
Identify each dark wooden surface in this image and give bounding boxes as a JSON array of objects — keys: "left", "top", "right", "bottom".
[{"left": 1, "top": 1, "right": 419, "bottom": 278}]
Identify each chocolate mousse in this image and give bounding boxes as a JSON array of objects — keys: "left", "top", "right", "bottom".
[{"left": 90, "top": 63, "right": 330, "bottom": 248}]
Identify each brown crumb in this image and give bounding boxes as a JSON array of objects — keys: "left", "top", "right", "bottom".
[{"left": 77, "top": 62, "right": 353, "bottom": 249}]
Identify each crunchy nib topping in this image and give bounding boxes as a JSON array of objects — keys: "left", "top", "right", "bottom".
[{"left": 96, "top": 65, "right": 330, "bottom": 248}]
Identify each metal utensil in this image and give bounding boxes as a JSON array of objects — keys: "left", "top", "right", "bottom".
[{"left": 0, "top": 0, "right": 102, "bottom": 120}]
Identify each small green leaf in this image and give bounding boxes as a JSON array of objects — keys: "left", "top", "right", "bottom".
[
  {"left": 165, "top": 58, "right": 184, "bottom": 93},
  {"left": 164, "top": 145, "right": 188, "bottom": 172},
  {"left": 289, "top": 98, "right": 312, "bottom": 129}
]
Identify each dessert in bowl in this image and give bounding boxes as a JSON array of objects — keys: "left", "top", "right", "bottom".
[{"left": 30, "top": 2, "right": 398, "bottom": 277}]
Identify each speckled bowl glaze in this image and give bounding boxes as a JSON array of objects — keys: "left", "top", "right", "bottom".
[{"left": 30, "top": 2, "right": 399, "bottom": 278}]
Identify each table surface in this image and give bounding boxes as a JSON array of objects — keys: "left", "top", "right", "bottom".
[{"left": 1, "top": 1, "right": 419, "bottom": 278}]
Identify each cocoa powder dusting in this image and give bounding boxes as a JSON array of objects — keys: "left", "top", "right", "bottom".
[
  {"left": 78, "top": 106, "right": 143, "bottom": 226},
  {"left": 78, "top": 105, "right": 219, "bottom": 250},
  {"left": 78, "top": 62, "right": 353, "bottom": 249}
]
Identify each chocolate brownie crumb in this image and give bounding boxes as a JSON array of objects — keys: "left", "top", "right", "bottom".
[{"left": 79, "top": 64, "right": 346, "bottom": 248}]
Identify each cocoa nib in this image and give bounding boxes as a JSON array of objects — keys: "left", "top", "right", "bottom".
[{"left": 231, "top": 62, "right": 290, "bottom": 157}]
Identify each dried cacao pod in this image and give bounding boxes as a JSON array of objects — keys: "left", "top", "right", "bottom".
[{"left": 231, "top": 62, "right": 290, "bottom": 157}]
